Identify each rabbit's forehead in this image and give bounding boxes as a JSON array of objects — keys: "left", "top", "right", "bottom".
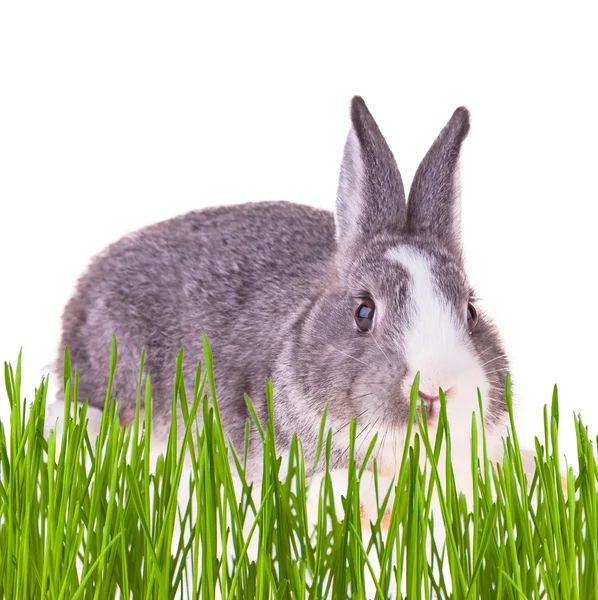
[
  {"left": 338, "top": 240, "right": 468, "bottom": 307},
  {"left": 384, "top": 244, "right": 469, "bottom": 308}
]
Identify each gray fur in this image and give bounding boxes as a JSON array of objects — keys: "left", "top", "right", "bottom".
[
  {"left": 336, "top": 97, "right": 407, "bottom": 245},
  {"left": 56, "top": 97, "right": 509, "bottom": 476},
  {"left": 407, "top": 106, "right": 470, "bottom": 259}
]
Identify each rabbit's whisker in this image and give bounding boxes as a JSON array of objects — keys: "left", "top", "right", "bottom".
[
  {"left": 355, "top": 417, "right": 381, "bottom": 457},
  {"left": 339, "top": 417, "right": 379, "bottom": 463},
  {"left": 368, "top": 331, "right": 393, "bottom": 367},
  {"left": 377, "top": 428, "right": 389, "bottom": 468},
  {"left": 329, "top": 345, "right": 369, "bottom": 368},
  {"left": 334, "top": 407, "right": 370, "bottom": 435},
  {"left": 350, "top": 392, "right": 375, "bottom": 403},
  {"left": 484, "top": 367, "right": 510, "bottom": 376},
  {"left": 476, "top": 345, "right": 496, "bottom": 359},
  {"left": 479, "top": 354, "right": 509, "bottom": 369}
]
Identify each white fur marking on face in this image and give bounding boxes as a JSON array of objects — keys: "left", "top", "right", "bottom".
[
  {"left": 385, "top": 246, "right": 465, "bottom": 374},
  {"left": 385, "top": 245, "right": 492, "bottom": 493}
]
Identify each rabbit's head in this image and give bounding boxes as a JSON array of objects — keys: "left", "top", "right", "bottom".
[{"left": 276, "top": 97, "right": 509, "bottom": 472}]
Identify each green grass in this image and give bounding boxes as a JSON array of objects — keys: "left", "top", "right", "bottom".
[{"left": 0, "top": 336, "right": 597, "bottom": 599}]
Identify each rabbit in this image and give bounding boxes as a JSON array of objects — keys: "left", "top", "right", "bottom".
[
  {"left": 55, "top": 96, "right": 510, "bottom": 469},
  {"left": 52, "top": 96, "right": 519, "bottom": 596}
]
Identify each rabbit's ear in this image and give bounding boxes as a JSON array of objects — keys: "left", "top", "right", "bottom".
[
  {"left": 335, "top": 96, "right": 407, "bottom": 245},
  {"left": 407, "top": 107, "right": 470, "bottom": 258}
]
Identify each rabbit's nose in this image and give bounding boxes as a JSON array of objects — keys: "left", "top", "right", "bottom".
[
  {"left": 417, "top": 385, "right": 455, "bottom": 404},
  {"left": 418, "top": 390, "right": 440, "bottom": 402}
]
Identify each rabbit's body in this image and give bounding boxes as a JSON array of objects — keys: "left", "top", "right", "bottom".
[
  {"left": 59, "top": 201, "right": 336, "bottom": 451},
  {"left": 57, "top": 96, "right": 511, "bottom": 486}
]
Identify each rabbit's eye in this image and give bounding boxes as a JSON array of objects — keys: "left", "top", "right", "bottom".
[
  {"left": 355, "top": 298, "right": 376, "bottom": 332},
  {"left": 467, "top": 302, "right": 478, "bottom": 331}
]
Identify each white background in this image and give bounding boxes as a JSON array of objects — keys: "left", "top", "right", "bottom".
[{"left": 0, "top": 3, "right": 597, "bottom": 463}]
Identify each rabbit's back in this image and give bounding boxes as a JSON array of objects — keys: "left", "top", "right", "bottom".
[{"left": 57, "top": 201, "right": 335, "bottom": 444}]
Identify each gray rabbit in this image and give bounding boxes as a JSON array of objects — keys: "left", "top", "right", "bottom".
[{"left": 55, "top": 97, "right": 510, "bottom": 485}]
